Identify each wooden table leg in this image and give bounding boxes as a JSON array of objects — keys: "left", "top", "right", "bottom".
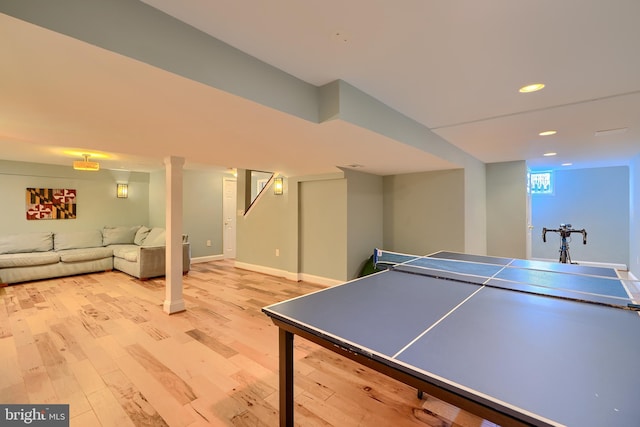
[{"left": 279, "top": 328, "right": 294, "bottom": 427}]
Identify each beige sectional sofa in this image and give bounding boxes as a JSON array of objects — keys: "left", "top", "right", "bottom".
[
  {"left": 108, "top": 226, "right": 191, "bottom": 281},
  {"left": 0, "top": 226, "right": 190, "bottom": 286}
]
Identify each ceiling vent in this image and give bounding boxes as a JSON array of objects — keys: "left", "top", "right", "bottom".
[{"left": 594, "top": 127, "right": 628, "bottom": 137}]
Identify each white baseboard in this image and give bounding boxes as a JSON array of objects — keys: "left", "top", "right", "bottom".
[
  {"left": 233, "top": 261, "right": 297, "bottom": 281},
  {"left": 531, "top": 257, "right": 627, "bottom": 271},
  {"left": 191, "top": 254, "right": 225, "bottom": 264},
  {"left": 297, "top": 273, "right": 343, "bottom": 287},
  {"left": 233, "top": 261, "right": 342, "bottom": 287}
]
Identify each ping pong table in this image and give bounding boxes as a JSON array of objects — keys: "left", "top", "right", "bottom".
[{"left": 262, "top": 250, "right": 640, "bottom": 426}]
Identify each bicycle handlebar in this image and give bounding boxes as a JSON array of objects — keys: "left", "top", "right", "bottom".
[{"left": 542, "top": 225, "right": 587, "bottom": 245}]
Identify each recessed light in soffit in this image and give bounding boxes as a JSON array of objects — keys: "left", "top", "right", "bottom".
[{"left": 519, "top": 83, "right": 545, "bottom": 93}]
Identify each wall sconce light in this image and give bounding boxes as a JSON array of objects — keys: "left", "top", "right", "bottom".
[
  {"left": 116, "top": 183, "right": 128, "bottom": 198},
  {"left": 273, "top": 177, "right": 284, "bottom": 195}
]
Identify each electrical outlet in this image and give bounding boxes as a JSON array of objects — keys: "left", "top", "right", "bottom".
[
  {"left": 206, "top": 240, "right": 211, "bottom": 247},
  {"left": 275, "top": 249, "right": 280, "bottom": 256}
]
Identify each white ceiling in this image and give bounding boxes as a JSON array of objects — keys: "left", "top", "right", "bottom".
[{"left": 1, "top": 0, "right": 639, "bottom": 176}]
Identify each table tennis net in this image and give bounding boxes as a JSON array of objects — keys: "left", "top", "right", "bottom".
[{"left": 373, "top": 248, "right": 640, "bottom": 311}]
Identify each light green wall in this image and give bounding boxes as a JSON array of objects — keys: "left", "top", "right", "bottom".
[
  {"left": 0, "top": 160, "right": 149, "bottom": 235},
  {"left": 150, "top": 168, "right": 226, "bottom": 258},
  {"left": 383, "top": 169, "right": 465, "bottom": 255},
  {"left": 236, "top": 171, "right": 290, "bottom": 270},
  {"left": 0, "top": 160, "right": 226, "bottom": 259},
  {"left": 183, "top": 170, "right": 224, "bottom": 257},
  {"left": 148, "top": 170, "right": 165, "bottom": 228},
  {"left": 484, "top": 162, "right": 636, "bottom": 267},
  {"left": 486, "top": 161, "right": 527, "bottom": 259},
  {"left": 299, "top": 178, "right": 348, "bottom": 280},
  {"left": 234, "top": 169, "right": 383, "bottom": 281},
  {"left": 464, "top": 160, "right": 487, "bottom": 255},
  {"left": 531, "top": 166, "right": 629, "bottom": 265},
  {"left": 345, "top": 169, "right": 384, "bottom": 278},
  {"left": 234, "top": 171, "right": 352, "bottom": 281}
]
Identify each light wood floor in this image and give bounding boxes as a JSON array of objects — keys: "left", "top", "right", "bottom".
[{"left": 0, "top": 261, "right": 498, "bottom": 427}]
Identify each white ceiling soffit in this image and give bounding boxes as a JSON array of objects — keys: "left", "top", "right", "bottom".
[{"left": 1, "top": 0, "right": 639, "bottom": 175}]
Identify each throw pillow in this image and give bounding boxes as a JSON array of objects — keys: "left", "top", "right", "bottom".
[
  {"left": 103, "top": 225, "right": 141, "bottom": 245},
  {"left": 134, "top": 226, "right": 151, "bottom": 245},
  {"left": 0, "top": 232, "right": 53, "bottom": 254},
  {"left": 54, "top": 230, "right": 103, "bottom": 251},
  {"left": 143, "top": 228, "right": 166, "bottom": 246}
]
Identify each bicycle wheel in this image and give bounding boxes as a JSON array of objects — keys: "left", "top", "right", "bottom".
[{"left": 560, "top": 250, "right": 567, "bottom": 263}]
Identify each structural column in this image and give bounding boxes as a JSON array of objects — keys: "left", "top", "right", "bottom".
[{"left": 163, "top": 155, "right": 186, "bottom": 314}]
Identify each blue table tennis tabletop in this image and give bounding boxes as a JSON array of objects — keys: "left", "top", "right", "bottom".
[{"left": 263, "top": 251, "right": 640, "bottom": 426}]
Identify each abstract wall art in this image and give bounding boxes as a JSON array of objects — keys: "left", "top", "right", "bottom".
[{"left": 26, "top": 188, "right": 77, "bottom": 220}]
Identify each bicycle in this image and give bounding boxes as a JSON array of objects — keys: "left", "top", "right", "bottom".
[{"left": 542, "top": 224, "right": 587, "bottom": 264}]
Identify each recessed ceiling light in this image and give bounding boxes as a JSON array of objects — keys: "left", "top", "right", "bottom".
[
  {"left": 519, "top": 83, "right": 545, "bottom": 93},
  {"left": 562, "top": 163, "right": 573, "bottom": 166},
  {"left": 539, "top": 130, "right": 557, "bottom": 136},
  {"left": 543, "top": 152, "right": 557, "bottom": 157}
]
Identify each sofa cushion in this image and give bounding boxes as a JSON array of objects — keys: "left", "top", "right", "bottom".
[
  {"left": 103, "top": 225, "right": 140, "bottom": 246},
  {"left": 54, "top": 230, "right": 103, "bottom": 251},
  {"left": 143, "top": 228, "right": 165, "bottom": 246},
  {"left": 0, "top": 232, "right": 53, "bottom": 254},
  {"left": 134, "top": 226, "right": 151, "bottom": 245},
  {"left": 112, "top": 246, "right": 139, "bottom": 262},
  {"left": 57, "top": 247, "right": 114, "bottom": 263},
  {"left": 0, "top": 252, "right": 60, "bottom": 268}
]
